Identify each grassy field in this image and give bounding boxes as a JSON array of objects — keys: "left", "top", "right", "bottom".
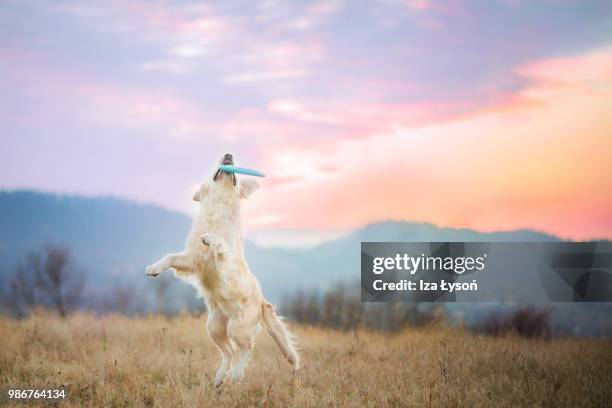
[{"left": 1, "top": 311, "right": 611, "bottom": 407}]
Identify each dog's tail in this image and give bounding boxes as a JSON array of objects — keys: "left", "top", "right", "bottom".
[{"left": 262, "top": 302, "right": 300, "bottom": 370}]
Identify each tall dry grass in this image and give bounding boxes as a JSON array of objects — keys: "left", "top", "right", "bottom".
[{"left": 1, "top": 311, "right": 611, "bottom": 407}]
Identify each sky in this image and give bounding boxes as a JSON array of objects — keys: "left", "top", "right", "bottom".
[{"left": 1, "top": 0, "right": 611, "bottom": 242}]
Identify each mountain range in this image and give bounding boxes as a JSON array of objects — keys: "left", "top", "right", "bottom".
[{"left": 1, "top": 190, "right": 610, "bottom": 335}]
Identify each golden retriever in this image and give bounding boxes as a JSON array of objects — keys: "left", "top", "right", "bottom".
[{"left": 145, "top": 153, "right": 299, "bottom": 387}]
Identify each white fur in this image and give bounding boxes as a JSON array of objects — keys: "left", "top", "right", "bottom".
[{"left": 146, "top": 168, "right": 299, "bottom": 387}]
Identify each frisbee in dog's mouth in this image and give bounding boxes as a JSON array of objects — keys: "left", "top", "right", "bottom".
[
  {"left": 218, "top": 165, "right": 265, "bottom": 178},
  {"left": 213, "top": 153, "right": 236, "bottom": 184}
]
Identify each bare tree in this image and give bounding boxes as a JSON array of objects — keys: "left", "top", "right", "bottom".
[
  {"left": 34, "top": 245, "right": 83, "bottom": 317},
  {"left": 14, "top": 245, "right": 83, "bottom": 317},
  {"left": 6, "top": 257, "right": 39, "bottom": 317},
  {"left": 5, "top": 246, "right": 84, "bottom": 318}
]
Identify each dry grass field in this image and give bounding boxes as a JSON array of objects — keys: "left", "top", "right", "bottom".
[{"left": 1, "top": 311, "right": 611, "bottom": 407}]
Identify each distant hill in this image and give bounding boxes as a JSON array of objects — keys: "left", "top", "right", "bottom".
[
  {"left": 1, "top": 190, "right": 610, "bottom": 336},
  {"left": 0, "top": 190, "right": 191, "bottom": 283},
  {"left": 247, "top": 221, "right": 560, "bottom": 300}
]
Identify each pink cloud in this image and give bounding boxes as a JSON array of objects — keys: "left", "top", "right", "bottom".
[
  {"left": 0, "top": 53, "right": 220, "bottom": 142},
  {"left": 52, "top": 0, "right": 328, "bottom": 83},
  {"left": 406, "top": 0, "right": 432, "bottom": 10},
  {"left": 83, "top": 87, "right": 210, "bottom": 137},
  {"left": 263, "top": 96, "right": 491, "bottom": 145},
  {"left": 517, "top": 47, "right": 612, "bottom": 86}
]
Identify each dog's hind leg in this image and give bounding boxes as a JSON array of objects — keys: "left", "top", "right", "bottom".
[
  {"left": 227, "top": 306, "right": 260, "bottom": 382},
  {"left": 207, "top": 310, "right": 234, "bottom": 387},
  {"left": 228, "top": 328, "right": 254, "bottom": 383}
]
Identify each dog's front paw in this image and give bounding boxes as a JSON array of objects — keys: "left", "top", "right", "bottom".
[{"left": 145, "top": 264, "right": 162, "bottom": 277}]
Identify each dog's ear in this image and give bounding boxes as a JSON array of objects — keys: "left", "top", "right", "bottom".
[
  {"left": 193, "top": 184, "right": 208, "bottom": 202},
  {"left": 239, "top": 179, "right": 259, "bottom": 199}
]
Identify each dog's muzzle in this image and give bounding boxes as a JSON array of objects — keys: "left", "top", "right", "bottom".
[{"left": 214, "top": 153, "right": 236, "bottom": 185}]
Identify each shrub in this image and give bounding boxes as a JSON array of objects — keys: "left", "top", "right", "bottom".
[{"left": 477, "top": 307, "right": 551, "bottom": 339}]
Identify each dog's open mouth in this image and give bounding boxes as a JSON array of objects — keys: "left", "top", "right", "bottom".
[{"left": 214, "top": 153, "right": 236, "bottom": 185}]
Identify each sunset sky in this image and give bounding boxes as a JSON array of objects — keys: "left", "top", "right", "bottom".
[{"left": 1, "top": 0, "right": 611, "bottom": 241}]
